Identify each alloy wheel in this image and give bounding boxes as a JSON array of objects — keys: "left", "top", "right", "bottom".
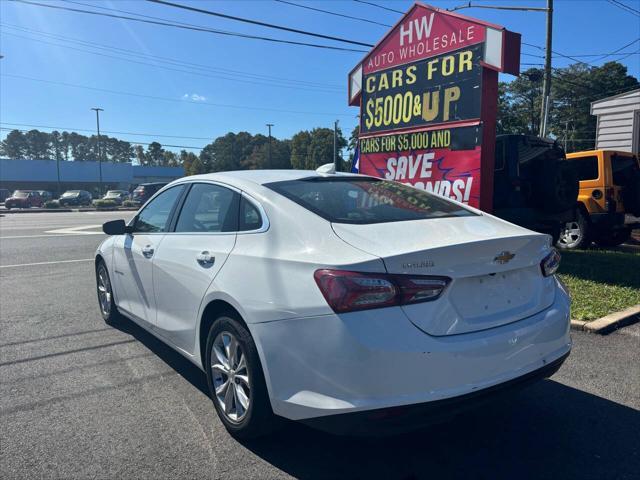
[
  {"left": 97, "top": 265, "right": 112, "bottom": 316},
  {"left": 211, "top": 331, "right": 251, "bottom": 423},
  {"left": 558, "top": 220, "right": 583, "bottom": 248}
]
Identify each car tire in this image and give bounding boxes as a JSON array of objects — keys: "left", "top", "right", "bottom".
[
  {"left": 594, "top": 228, "right": 632, "bottom": 248},
  {"left": 205, "top": 313, "right": 276, "bottom": 439},
  {"left": 557, "top": 209, "right": 591, "bottom": 249},
  {"left": 95, "top": 260, "right": 122, "bottom": 325}
]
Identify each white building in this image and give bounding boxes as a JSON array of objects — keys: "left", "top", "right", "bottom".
[{"left": 591, "top": 88, "right": 640, "bottom": 154}]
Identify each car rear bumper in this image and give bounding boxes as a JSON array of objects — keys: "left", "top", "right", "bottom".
[
  {"left": 252, "top": 278, "right": 571, "bottom": 422},
  {"left": 302, "top": 350, "right": 569, "bottom": 435}
]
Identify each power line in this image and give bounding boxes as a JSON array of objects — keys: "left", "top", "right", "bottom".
[
  {"left": 1, "top": 73, "right": 354, "bottom": 118},
  {"left": 353, "top": 0, "right": 404, "bottom": 15},
  {"left": 593, "top": 37, "right": 640, "bottom": 62},
  {"left": 0, "top": 127, "right": 204, "bottom": 149},
  {"left": 0, "top": 122, "right": 214, "bottom": 141},
  {"left": 145, "top": 0, "right": 374, "bottom": 47},
  {"left": 1, "top": 30, "right": 342, "bottom": 94},
  {"left": 273, "top": 0, "right": 391, "bottom": 27},
  {"left": 1, "top": 22, "right": 342, "bottom": 90},
  {"left": 10, "top": 0, "right": 367, "bottom": 53},
  {"left": 607, "top": 0, "right": 640, "bottom": 17}
]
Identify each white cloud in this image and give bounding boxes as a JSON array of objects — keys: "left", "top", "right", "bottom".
[{"left": 182, "top": 93, "right": 207, "bottom": 102}]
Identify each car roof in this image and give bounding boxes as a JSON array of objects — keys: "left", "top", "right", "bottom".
[{"left": 179, "top": 169, "right": 361, "bottom": 189}]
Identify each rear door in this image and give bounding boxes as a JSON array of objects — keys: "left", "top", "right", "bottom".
[
  {"left": 152, "top": 182, "right": 241, "bottom": 353},
  {"left": 112, "top": 185, "right": 185, "bottom": 327}
]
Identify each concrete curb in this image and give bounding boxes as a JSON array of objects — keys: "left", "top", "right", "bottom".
[
  {"left": 1, "top": 207, "right": 138, "bottom": 214},
  {"left": 570, "top": 304, "right": 640, "bottom": 334}
]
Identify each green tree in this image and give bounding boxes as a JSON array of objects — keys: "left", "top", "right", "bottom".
[
  {"left": 134, "top": 145, "right": 146, "bottom": 165},
  {"left": 24, "top": 129, "right": 52, "bottom": 160},
  {"left": 291, "top": 127, "right": 347, "bottom": 170},
  {"left": 550, "top": 62, "right": 638, "bottom": 152},
  {"left": 0, "top": 130, "right": 28, "bottom": 158},
  {"left": 145, "top": 142, "right": 165, "bottom": 166}
]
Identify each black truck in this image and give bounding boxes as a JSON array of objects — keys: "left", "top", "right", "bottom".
[{"left": 492, "top": 134, "right": 579, "bottom": 243}]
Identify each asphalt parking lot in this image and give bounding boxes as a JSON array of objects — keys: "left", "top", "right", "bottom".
[{"left": 1, "top": 211, "right": 639, "bottom": 480}]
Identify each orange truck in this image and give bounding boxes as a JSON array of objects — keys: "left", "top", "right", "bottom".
[{"left": 558, "top": 150, "right": 640, "bottom": 249}]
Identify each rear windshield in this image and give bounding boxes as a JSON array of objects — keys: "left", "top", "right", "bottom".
[
  {"left": 62, "top": 191, "right": 80, "bottom": 197},
  {"left": 265, "top": 177, "right": 476, "bottom": 224},
  {"left": 12, "top": 191, "right": 29, "bottom": 198}
]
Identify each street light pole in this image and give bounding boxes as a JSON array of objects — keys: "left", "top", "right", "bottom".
[
  {"left": 333, "top": 120, "right": 339, "bottom": 172},
  {"left": 266, "top": 123, "right": 274, "bottom": 166},
  {"left": 539, "top": 0, "right": 553, "bottom": 138},
  {"left": 91, "top": 107, "right": 104, "bottom": 195}
]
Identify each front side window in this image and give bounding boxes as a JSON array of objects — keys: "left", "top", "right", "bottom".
[
  {"left": 175, "top": 183, "right": 239, "bottom": 233},
  {"left": 266, "top": 177, "right": 476, "bottom": 224},
  {"left": 134, "top": 185, "right": 184, "bottom": 233}
]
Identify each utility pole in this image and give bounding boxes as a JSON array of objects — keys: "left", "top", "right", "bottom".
[
  {"left": 539, "top": 0, "right": 553, "bottom": 138},
  {"left": 448, "top": 2, "right": 553, "bottom": 137},
  {"left": 266, "top": 123, "right": 274, "bottom": 166},
  {"left": 91, "top": 107, "right": 104, "bottom": 195},
  {"left": 333, "top": 120, "right": 339, "bottom": 172}
]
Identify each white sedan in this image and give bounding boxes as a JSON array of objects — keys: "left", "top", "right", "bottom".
[{"left": 95, "top": 169, "right": 571, "bottom": 438}]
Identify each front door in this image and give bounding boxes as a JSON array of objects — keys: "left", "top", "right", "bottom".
[
  {"left": 112, "top": 184, "right": 184, "bottom": 327},
  {"left": 153, "top": 183, "right": 241, "bottom": 353}
]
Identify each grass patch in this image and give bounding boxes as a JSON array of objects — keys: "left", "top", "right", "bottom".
[{"left": 558, "top": 249, "right": 640, "bottom": 321}]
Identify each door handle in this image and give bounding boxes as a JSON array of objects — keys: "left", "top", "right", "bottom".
[
  {"left": 141, "top": 245, "right": 154, "bottom": 258},
  {"left": 196, "top": 251, "right": 215, "bottom": 267}
]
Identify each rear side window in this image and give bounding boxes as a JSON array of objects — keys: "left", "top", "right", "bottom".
[
  {"left": 574, "top": 156, "right": 599, "bottom": 180},
  {"left": 239, "top": 197, "right": 263, "bottom": 231},
  {"left": 175, "top": 183, "right": 239, "bottom": 233},
  {"left": 265, "top": 177, "right": 476, "bottom": 224},
  {"left": 611, "top": 154, "right": 636, "bottom": 185}
]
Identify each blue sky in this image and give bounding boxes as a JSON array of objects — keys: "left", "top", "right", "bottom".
[{"left": 1, "top": 0, "right": 639, "bottom": 154}]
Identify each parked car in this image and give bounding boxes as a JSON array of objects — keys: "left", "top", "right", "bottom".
[
  {"left": 0, "top": 188, "right": 10, "bottom": 203},
  {"left": 58, "top": 190, "right": 92, "bottom": 206},
  {"left": 4, "top": 190, "right": 44, "bottom": 209},
  {"left": 101, "top": 190, "right": 129, "bottom": 205},
  {"left": 36, "top": 190, "right": 53, "bottom": 202},
  {"left": 96, "top": 170, "right": 571, "bottom": 438},
  {"left": 558, "top": 150, "right": 640, "bottom": 248},
  {"left": 493, "top": 135, "right": 580, "bottom": 244},
  {"left": 131, "top": 182, "right": 167, "bottom": 205}
]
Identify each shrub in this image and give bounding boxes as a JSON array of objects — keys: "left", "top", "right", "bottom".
[
  {"left": 122, "top": 200, "right": 137, "bottom": 208},
  {"left": 93, "top": 199, "right": 118, "bottom": 209},
  {"left": 44, "top": 200, "right": 60, "bottom": 209}
]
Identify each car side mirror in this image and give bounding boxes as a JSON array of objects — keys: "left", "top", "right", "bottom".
[{"left": 102, "top": 219, "right": 131, "bottom": 235}]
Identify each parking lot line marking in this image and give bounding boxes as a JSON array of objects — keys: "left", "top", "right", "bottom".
[
  {"left": 45, "top": 225, "right": 103, "bottom": 235},
  {"left": 0, "top": 258, "right": 93, "bottom": 268},
  {"left": 0, "top": 234, "right": 103, "bottom": 239}
]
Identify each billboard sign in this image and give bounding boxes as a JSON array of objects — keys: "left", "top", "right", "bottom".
[{"left": 349, "top": 2, "right": 520, "bottom": 210}]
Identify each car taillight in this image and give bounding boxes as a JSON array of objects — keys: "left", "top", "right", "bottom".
[
  {"left": 540, "top": 249, "right": 561, "bottom": 277},
  {"left": 314, "top": 269, "right": 450, "bottom": 313}
]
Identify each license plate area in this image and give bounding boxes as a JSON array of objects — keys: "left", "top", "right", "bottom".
[{"left": 450, "top": 268, "right": 536, "bottom": 320}]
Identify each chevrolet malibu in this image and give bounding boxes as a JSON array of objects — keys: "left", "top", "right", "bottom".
[{"left": 95, "top": 170, "right": 571, "bottom": 438}]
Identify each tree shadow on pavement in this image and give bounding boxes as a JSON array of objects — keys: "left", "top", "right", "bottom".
[
  {"left": 242, "top": 380, "right": 640, "bottom": 480},
  {"left": 113, "top": 318, "right": 640, "bottom": 480},
  {"left": 559, "top": 250, "right": 640, "bottom": 289},
  {"left": 111, "top": 316, "right": 210, "bottom": 398}
]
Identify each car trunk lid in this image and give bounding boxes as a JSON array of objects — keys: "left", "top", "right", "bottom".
[{"left": 332, "top": 215, "right": 555, "bottom": 336}]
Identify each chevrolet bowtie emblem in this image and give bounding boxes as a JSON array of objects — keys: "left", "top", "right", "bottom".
[{"left": 494, "top": 251, "right": 516, "bottom": 264}]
